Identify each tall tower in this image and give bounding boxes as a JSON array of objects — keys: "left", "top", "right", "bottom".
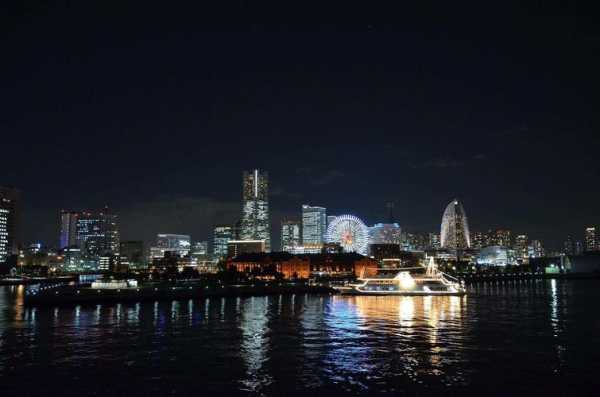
[
  {"left": 60, "top": 210, "right": 80, "bottom": 248},
  {"left": 302, "top": 205, "right": 327, "bottom": 245},
  {"left": 585, "top": 227, "right": 597, "bottom": 252},
  {"left": 0, "top": 187, "right": 20, "bottom": 263},
  {"left": 440, "top": 199, "right": 471, "bottom": 250},
  {"left": 240, "top": 169, "right": 270, "bottom": 251}
]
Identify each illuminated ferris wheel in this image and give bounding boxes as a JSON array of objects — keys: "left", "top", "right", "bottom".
[{"left": 326, "top": 215, "right": 369, "bottom": 255}]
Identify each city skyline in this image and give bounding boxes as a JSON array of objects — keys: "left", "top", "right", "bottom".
[{"left": 2, "top": 180, "right": 600, "bottom": 253}]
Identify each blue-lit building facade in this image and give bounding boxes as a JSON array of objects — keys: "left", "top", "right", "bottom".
[{"left": 302, "top": 205, "right": 327, "bottom": 245}]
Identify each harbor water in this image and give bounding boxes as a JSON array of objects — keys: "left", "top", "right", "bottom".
[{"left": 0, "top": 279, "right": 598, "bottom": 396}]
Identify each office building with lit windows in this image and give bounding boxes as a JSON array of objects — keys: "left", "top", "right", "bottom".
[
  {"left": 240, "top": 169, "right": 270, "bottom": 251},
  {"left": 281, "top": 220, "right": 301, "bottom": 251},
  {"left": 302, "top": 205, "right": 327, "bottom": 245},
  {"left": 0, "top": 187, "right": 20, "bottom": 263},
  {"left": 76, "top": 208, "right": 120, "bottom": 258},
  {"left": 585, "top": 227, "right": 597, "bottom": 252},
  {"left": 213, "top": 225, "right": 233, "bottom": 260},
  {"left": 149, "top": 234, "right": 191, "bottom": 259}
]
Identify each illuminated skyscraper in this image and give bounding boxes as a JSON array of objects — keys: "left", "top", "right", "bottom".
[
  {"left": 440, "top": 199, "right": 471, "bottom": 250},
  {"left": 302, "top": 205, "right": 327, "bottom": 245},
  {"left": 60, "top": 210, "right": 80, "bottom": 248},
  {"left": 213, "top": 225, "right": 233, "bottom": 260},
  {"left": 281, "top": 220, "right": 301, "bottom": 251},
  {"left": 585, "top": 227, "right": 597, "bottom": 252},
  {"left": 76, "top": 208, "right": 119, "bottom": 257},
  {"left": 240, "top": 169, "right": 270, "bottom": 251},
  {"left": 515, "top": 234, "right": 529, "bottom": 261},
  {"left": 0, "top": 187, "right": 20, "bottom": 263}
]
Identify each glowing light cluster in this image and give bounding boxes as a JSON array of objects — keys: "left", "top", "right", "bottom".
[{"left": 326, "top": 215, "right": 369, "bottom": 255}]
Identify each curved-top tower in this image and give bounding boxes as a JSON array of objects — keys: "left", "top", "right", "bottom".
[{"left": 440, "top": 199, "right": 471, "bottom": 250}]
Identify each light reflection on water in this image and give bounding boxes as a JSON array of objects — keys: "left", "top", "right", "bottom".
[{"left": 0, "top": 280, "right": 598, "bottom": 395}]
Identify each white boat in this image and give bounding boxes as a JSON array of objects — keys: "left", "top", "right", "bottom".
[{"left": 334, "top": 257, "right": 466, "bottom": 296}]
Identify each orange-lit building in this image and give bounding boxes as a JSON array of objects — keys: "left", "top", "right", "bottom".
[{"left": 227, "top": 252, "right": 377, "bottom": 279}]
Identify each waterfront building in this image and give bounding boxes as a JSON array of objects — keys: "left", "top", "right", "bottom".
[
  {"left": 515, "top": 234, "right": 529, "bottom": 262},
  {"left": 240, "top": 169, "right": 270, "bottom": 251},
  {"left": 76, "top": 208, "right": 119, "bottom": 258},
  {"left": 119, "top": 241, "right": 144, "bottom": 269},
  {"left": 369, "top": 223, "right": 402, "bottom": 245},
  {"left": 59, "top": 210, "right": 80, "bottom": 249},
  {"left": 213, "top": 225, "right": 233, "bottom": 260},
  {"left": 149, "top": 234, "right": 191, "bottom": 259},
  {"left": 440, "top": 199, "right": 471, "bottom": 250},
  {"left": 227, "top": 240, "right": 266, "bottom": 258},
  {"left": 529, "top": 240, "right": 544, "bottom": 258},
  {"left": 326, "top": 215, "right": 369, "bottom": 255},
  {"left": 0, "top": 187, "right": 20, "bottom": 263},
  {"left": 226, "top": 252, "right": 378, "bottom": 280},
  {"left": 476, "top": 246, "right": 517, "bottom": 267},
  {"left": 62, "top": 246, "right": 83, "bottom": 272},
  {"left": 585, "top": 227, "right": 597, "bottom": 252},
  {"left": 302, "top": 205, "right": 327, "bottom": 245},
  {"left": 281, "top": 220, "right": 301, "bottom": 251}
]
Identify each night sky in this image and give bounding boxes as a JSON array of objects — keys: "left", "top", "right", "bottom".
[{"left": 2, "top": 2, "right": 599, "bottom": 250}]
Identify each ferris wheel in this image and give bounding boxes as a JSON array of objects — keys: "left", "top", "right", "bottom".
[{"left": 326, "top": 215, "right": 369, "bottom": 255}]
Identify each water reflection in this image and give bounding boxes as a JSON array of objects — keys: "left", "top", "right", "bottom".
[
  {"left": 0, "top": 282, "right": 595, "bottom": 395},
  {"left": 239, "top": 296, "right": 272, "bottom": 393}
]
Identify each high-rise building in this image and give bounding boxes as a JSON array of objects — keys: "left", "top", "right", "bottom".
[
  {"left": 213, "top": 225, "right": 233, "bottom": 260},
  {"left": 149, "top": 234, "right": 191, "bottom": 259},
  {"left": 471, "top": 231, "right": 484, "bottom": 249},
  {"left": 440, "top": 199, "right": 471, "bottom": 250},
  {"left": 240, "top": 169, "right": 270, "bottom": 251},
  {"left": 327, "top": 215, "right": 336, "bottom": 228},
  {"left": 428, "top": 233, "right": 441, "bottom": 250},
  {"left": 60, "top": 210, "right": 80, "bottom": 248},
  {"left": 529, "top": 240, "right": 544, "bottom": 258},
  {"left": 563, "top": 235, "right": 575, "bottom": 256},
  {"left": 281, "top": 220, "right": 301, "bottom": 251},
  {"left": 119, "top": 241, "right": 144, "bottom": 269},
  {"left": 493, "top": 229, "right": 512, "bottom": 247},
  {"left": 514, "top": 234, "right": 529, "bottom": 261},
  {"left": 585, "top": 227, "right": 597, "bottom": 252},
  {"left": 302, "top": 205, "right": 327, "bottom": 245},
  {"left": 76, "top": 208, "right": 120, "bottom": 257},
  {"left": 0, "top": 187, "right": 20, "bottom": 263}
]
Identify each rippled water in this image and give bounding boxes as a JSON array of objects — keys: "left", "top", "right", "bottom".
[{"left": 0, "top": 280, "right": 598, "bottom": 396}]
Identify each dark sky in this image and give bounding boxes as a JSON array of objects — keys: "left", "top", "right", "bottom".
[{"left": 2, "top": 1, "right": 599, "bottom": 250}]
